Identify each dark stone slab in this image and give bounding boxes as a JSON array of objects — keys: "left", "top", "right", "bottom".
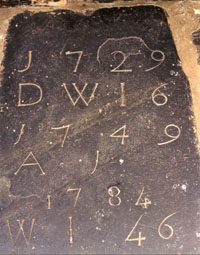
[{"left": 0, "top": 6, "right": 199, "bottom": 254}]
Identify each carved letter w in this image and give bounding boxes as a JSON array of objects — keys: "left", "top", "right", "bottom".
[
  {"left": 7, "top": 219, "right": 35, "bottom": 247},
  {"left": 62, "top": 82, "right": 99, "bottom": 106}
]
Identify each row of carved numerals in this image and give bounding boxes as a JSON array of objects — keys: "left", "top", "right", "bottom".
[
  {"left": 17, "top": 37, "right": 165, "bottom": 74},
  {"left": 12, "top": 122, "right": 180, "bottom": 149},
  {"left": 5, "top": 212, "right": 176, "bottom": 249},
  {"left": 108, "top": 186, "right": 151, "bottom": 208},
  {"left": 45, "top": 186, "right": 151, "bottom": 209},
  {"left": 126, "top": 212, "right": 176, "bottom": 245}
]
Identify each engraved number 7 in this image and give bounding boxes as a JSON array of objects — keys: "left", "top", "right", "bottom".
[
  {"left": 65, "top": 51, "right": 83, "bottom": 73},
  {"left": 67, "top": 188, "right": 82, "bottom": 207}
]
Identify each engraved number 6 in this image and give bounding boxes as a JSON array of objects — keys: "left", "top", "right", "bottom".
[
  {"left": 158, "top": 212, "right": 176, "bottom": 240},
  {"left": 152, "top": 83, "right": 168, "bottom": 106}
]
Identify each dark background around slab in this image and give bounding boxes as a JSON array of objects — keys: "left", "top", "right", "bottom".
[{"left": 0, "top": 0, "right": 187, "bottom": 7}]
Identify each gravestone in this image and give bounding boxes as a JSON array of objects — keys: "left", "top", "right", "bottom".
[{"left": 0, "top": 6, "right": 199, "bottom": 254}]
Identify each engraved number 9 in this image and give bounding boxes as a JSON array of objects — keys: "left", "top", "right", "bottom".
[{"left": 158, "top": 124, "right": 181, "bottom": 146}]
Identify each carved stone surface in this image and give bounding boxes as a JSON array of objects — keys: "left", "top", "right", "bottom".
[{"left": 0, "top": 6, "right": 199, "bottom": 254}]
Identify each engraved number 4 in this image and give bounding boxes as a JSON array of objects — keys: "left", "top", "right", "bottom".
[
  {"left": 125, "top": 215, "right": 146, "bottom": 246},
  {"left": 135, "top": 187, "right": 151, "bottom": 209},
  {"left": 110, "top": 125, "right": 129, "bottom": 145}
]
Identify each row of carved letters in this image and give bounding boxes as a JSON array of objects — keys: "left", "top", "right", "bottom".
[
  {"left": 5, "top": 81, "right": 169, "bottom": 108},
  {"left": 5, "top": 211, "right": 176, "bottom": 248}
]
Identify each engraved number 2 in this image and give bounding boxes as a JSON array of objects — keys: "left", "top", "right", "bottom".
[{"left": 110, "top": 51, "right": 132, "bottom": 73}]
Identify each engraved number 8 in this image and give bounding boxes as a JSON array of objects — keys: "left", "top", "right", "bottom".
[{"left": 108, "top": 186, "right": 121, "bottom": 206}]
